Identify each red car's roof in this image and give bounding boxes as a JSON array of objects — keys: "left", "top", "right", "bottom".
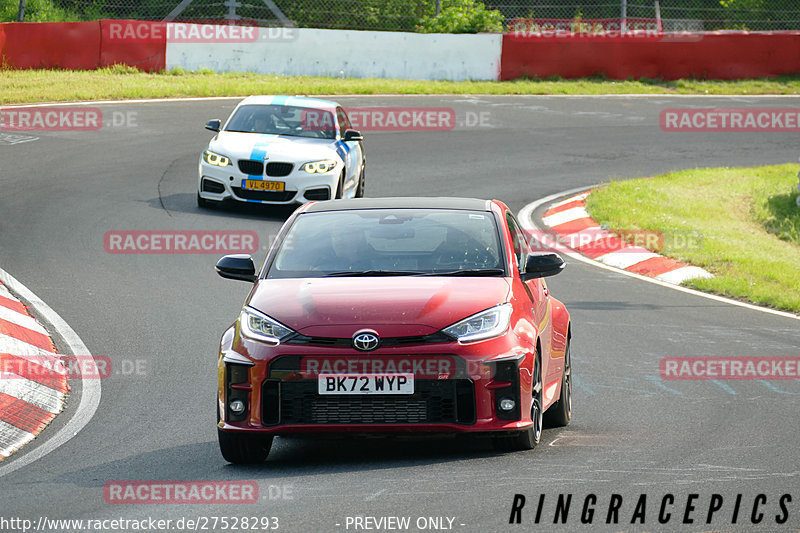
[{"left": 301, "top": 197, "right": 497, "bottom": 213}]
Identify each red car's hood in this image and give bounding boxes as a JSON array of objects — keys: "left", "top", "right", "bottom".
[{"left": 247, "top": 277, "right": 511, "bottom": 337}]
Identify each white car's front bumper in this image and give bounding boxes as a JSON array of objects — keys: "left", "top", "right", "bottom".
[{"left": 198, "top": 159, "right": 339, "bottom": 205}]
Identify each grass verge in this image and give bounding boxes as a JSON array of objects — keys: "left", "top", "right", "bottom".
[
  {"left": 585, "top": 164, "right": 800, "bottom": 313},
  {"left": 1, "top": 67, "right": 800, "bottom": 104}
]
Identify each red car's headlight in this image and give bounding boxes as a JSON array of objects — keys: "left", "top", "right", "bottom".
[
  {"left": 240, "top": 307, "right": 295, "bottom": 344},
  {"left": 443, "top": 303, "right": 513, "bottom": 343}
]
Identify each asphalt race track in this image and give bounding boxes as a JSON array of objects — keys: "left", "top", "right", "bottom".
[{"left": 1, "top": 96, "right": 799, "bottom": 532}]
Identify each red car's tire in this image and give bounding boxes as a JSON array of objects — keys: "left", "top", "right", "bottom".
[
  {"left": 494, "top": 352, "right": 542, "bottom": 451},
  {"left": 544, "top": 337, "right": 572, "bottom": 428},
  {"left": 218, "top": 430, "right": 273, "bottom": 464}
]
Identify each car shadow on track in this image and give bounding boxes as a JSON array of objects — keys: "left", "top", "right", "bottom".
[
  {"left": 149, "top": 193, "right": 298, "bottom": 222},
  {"left": 49, "top": 432, "right": 568, "bottom": 487},
  {"left": 263, "top": 434, "right": 499, "bottom": 468}
]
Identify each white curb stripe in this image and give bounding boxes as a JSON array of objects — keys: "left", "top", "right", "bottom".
[
  {"left": 0, "top": 421, "right": 34, "bottom": 458},
  {"left": 0, "top": 334, "right": 56, "bottom": 357},
  {"left": 567, "top": 229, "right": 615, "bottom": 248},
  {"left": 0, "top": 352, "right": 67, "bottom": 376},
  {"left": 596, "top": 250, "right": 661, "bottom": 270},
  {"left": 0, "top": 285, "right": 18, "bottom": 301},
  {"left": 541, "top": 206, "right": 591, "bottom": 228},
  {"left": 0, "top": 306, "right": 49, "bottom": 336},
  {"left": 0, "top": 374, "right": 65, "bottom": 414},
  {"left": 547, "top": 192, "right": 590, "bottom": 210},
  {"left": 656, "top": 266, "right": 715, "bottom": 284}
]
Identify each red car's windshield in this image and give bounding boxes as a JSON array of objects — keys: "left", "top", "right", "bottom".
[{"left": 268, "top": 209, "right": 505, "bottom": 278}]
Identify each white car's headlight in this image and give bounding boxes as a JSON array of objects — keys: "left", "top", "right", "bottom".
[
  {"left": 443, "top": 303, "right": 513, "bottom": 343},
  {"left": 203, "top": 150, "right": 231, "bottom": 167},
  {"left": 240, "top": 307, "right": 294, "bottom": 344},
  {"left": 302, "top": 160, "right": 337, "bottom": 174}
]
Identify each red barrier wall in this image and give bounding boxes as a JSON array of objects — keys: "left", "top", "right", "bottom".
[
  {"left": 0, "top": 26, "right": 6, "bottom": 63},
  {"left": 0, "top": 20, "right": 165, "bottom": 72},
  {"left": 1, "top": 21, "right": 101, "bottom": 70},
  {"left": 500, "top": 32, "right": 800, "bottom": 80},
  {"left": 99, "top": 20, "right": 165, "bottom": 71}
]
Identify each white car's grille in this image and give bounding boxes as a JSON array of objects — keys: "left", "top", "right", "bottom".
[
  {"left": 236, "top": 160, "right": 294, "bottom": 177},
  {"left": 238, "top": 160, "right": 263, "bottom": 175}
]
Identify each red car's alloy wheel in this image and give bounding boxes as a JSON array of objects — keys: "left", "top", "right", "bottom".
[
  {"left": 545, "top": 336, "right": 572, "bottom": 427},
  {"left": 494, "top": 351, "right": 542, "bottom": 451}
]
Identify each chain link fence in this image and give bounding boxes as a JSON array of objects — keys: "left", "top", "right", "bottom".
[
  {"left": 6, "top": 0, "right": 800, "bottom": 31},
  {"left": 486, "top": 1, "right": 800, "bottom": 32}
]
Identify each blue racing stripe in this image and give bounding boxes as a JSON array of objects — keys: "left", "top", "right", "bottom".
[
  {"left": 335, "top": 141, "right": 350, "bottom": 161},
  {"left": 248, "top": 136, "right": 271, "bottom": 175},
  {"left": 242, "top": 136, "right": 273, "bottom": 202}
]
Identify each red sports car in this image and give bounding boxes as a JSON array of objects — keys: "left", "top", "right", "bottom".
[{"left": 215, "top": 197, "right": 572, "bottom": 463}]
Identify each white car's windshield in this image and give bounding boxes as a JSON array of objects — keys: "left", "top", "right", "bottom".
[
  {"left": 225, "top": 104, "right": 337, "bottom": 140},
  {"left": 268, "top": 209, "right": 505, "bottom": 278}
]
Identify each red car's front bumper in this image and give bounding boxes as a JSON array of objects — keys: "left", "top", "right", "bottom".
[{"left": 217, "top": 325, "right": 538, "bottom": 436}]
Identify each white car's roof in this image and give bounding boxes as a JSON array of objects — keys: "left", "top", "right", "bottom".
[{"left": 238, "top": 95, "right": 338, "bottom": 111}]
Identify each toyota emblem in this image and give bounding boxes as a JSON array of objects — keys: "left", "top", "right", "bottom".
[{"left": 352, "top": 331, "right": 380, "bottom": 352}]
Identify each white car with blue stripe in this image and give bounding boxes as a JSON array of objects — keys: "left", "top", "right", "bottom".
[{"left": 198, "top": 95, "right": 365, "bottom": 208}]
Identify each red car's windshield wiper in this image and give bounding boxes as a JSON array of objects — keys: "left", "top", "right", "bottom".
[
  {"left": 422, "top": 268, "right": 505, "bottom": 277},
  {"left": 324, "top": 270, "right": 425, "bottom": 277}
]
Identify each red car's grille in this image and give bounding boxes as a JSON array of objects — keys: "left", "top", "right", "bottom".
[
  {"left": 262, "top": 378, "right": 475, "bottom": 426},
  {"left": 263, "top": 355, "right": 476, "bottom": 426},
  {"left": 308, "top": 396, "right": 429, "bottom": 424}
]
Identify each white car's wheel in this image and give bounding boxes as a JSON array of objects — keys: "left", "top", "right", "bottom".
[
  {"left": 335, "top": 171, "right": 345, "bottom": 199},
  {"left": 355, "top": 167, "right": 365, "bottom": 198}
]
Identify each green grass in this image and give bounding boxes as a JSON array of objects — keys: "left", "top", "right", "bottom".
[
  {"left": 2, "top": 68, "right": 800, "bottom": 104},
  {"left": 586, "top": 165, "right": 800, "bottom": 313}
]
